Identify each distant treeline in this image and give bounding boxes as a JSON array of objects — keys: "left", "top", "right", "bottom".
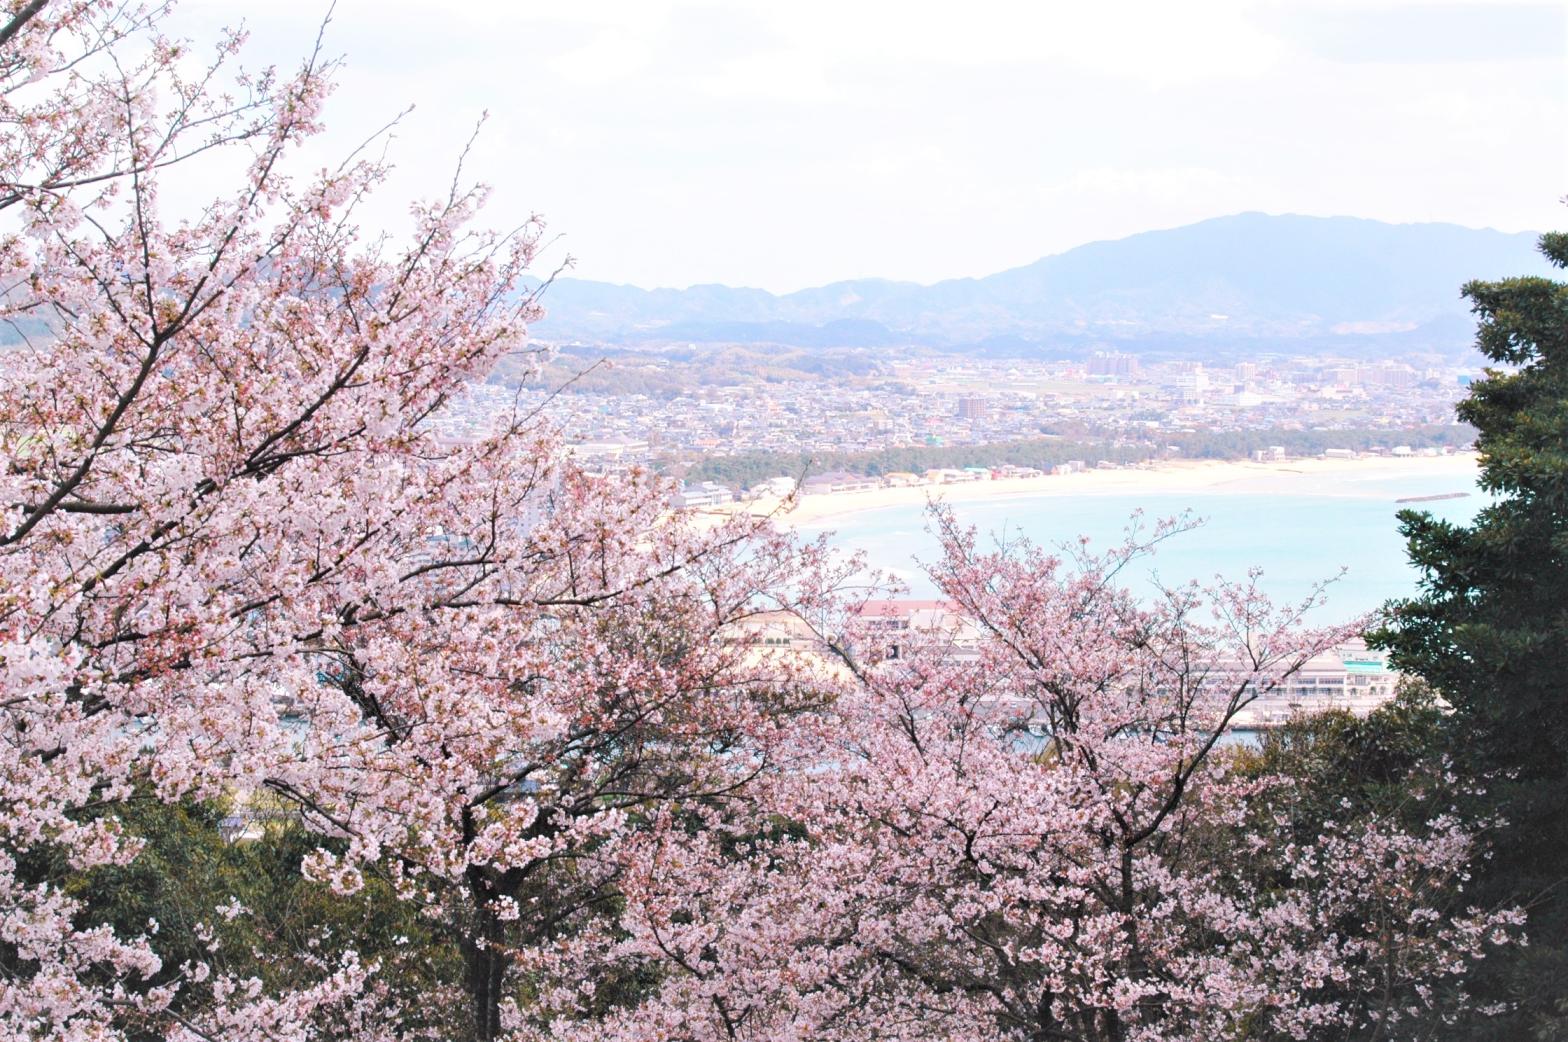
[
  {"left": 683, "top": 425, "right": 1475, "bottom": 489},
  {"left": 1168, "top": 424, "right": 1474, "bottom": 460}
]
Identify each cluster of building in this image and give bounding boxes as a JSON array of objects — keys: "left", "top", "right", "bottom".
[
  {"left": 419, "top": 350, "right": 1473, "bottom": 526},
  {"left": 429, "top": 352, "right": 1471, "bottom": 484},
  {"left": 792, "top": 460, "right": 1098, "bottom": 494},
  {"left": 732, "top": 599, "right": 1401, "bottom": 732}
]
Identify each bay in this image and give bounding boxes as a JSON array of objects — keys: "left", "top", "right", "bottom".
[{"left": 800, "top": 461, "right": 1485, "bottom": 624}]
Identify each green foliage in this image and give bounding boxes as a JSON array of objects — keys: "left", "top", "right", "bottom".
[
  {"left": 9, "top": 795, "right": 465, "bottom": 1038},
  {"left": 1165, "top": 424, "right": 1471, "bottom": 460},
  {"left": 1372, "top": 231, "right": 1568, "bottom": 1039},
  {"left": 684, "top": 438, "right": 1139, "bottom": 488},
  {"left": 1234, "top": 682, "right": 1450, "bottom": 834},
  {"left": 1218, "top": 686, "right": 1470, "bottom": 1041}
]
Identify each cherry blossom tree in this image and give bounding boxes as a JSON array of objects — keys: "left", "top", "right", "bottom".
[
  {"left": 274, "top": 479, "right": 855, "bottom": 1041},
  {"left": 525, "top": 512, "right": 1521, "bottom": 1042},
  {"left": 0, "top": 3, "right": 848, "bottom": 1039}
]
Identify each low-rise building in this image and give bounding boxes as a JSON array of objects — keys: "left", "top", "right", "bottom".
[{"left": 673, "top": 481, "right": 735, "bottom": 508}]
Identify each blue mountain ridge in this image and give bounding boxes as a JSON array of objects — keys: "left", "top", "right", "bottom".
[{"left": 525, "top": 213, "right": 1553, "bottom": 356}]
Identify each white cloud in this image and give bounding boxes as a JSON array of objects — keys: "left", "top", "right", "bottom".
[{"left": 164, "top": 0, "right": 1564, "bottom": 290}]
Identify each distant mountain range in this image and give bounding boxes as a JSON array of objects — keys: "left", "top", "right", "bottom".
[{"left": 527, "top": 213, "right": 1553, "bottom": 357}]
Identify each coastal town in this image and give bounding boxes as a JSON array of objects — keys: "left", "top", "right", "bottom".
[
  {"left": 431, "top": 346, "right": 1476, "bottom": 509},
  {"left": 422, "top": 344, "right": 1473, "bottom": 730}
]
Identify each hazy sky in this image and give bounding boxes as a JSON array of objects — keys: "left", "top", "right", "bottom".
[{"left": 175, "top": 1, "right": 1566, "bottom": 291}]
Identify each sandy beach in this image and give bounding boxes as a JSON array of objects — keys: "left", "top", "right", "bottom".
[{"left": 707, "top": 453, "right": 1481, "bottom": 529}]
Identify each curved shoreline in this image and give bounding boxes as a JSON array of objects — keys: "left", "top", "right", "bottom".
[{"left": 709, "top": 453, "right": 1481, "bottom": 529}]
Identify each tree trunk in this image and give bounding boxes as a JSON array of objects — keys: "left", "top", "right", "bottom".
[{"left": 462, "top": 874, "right": 509, "bottom": 1042}]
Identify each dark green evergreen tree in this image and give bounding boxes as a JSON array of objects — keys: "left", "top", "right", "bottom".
[{"left": 1373, "top": 230, "right": 1568, "bottom": 1040}]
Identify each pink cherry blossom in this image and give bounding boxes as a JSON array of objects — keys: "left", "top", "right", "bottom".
[{"left": 0, "top": 5, "right": 1518, "bottom": 1041}]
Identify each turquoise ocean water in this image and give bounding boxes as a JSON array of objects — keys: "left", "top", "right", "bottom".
[{"left": 800, "top": 464, "right": 1485, "bottom": 625}]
